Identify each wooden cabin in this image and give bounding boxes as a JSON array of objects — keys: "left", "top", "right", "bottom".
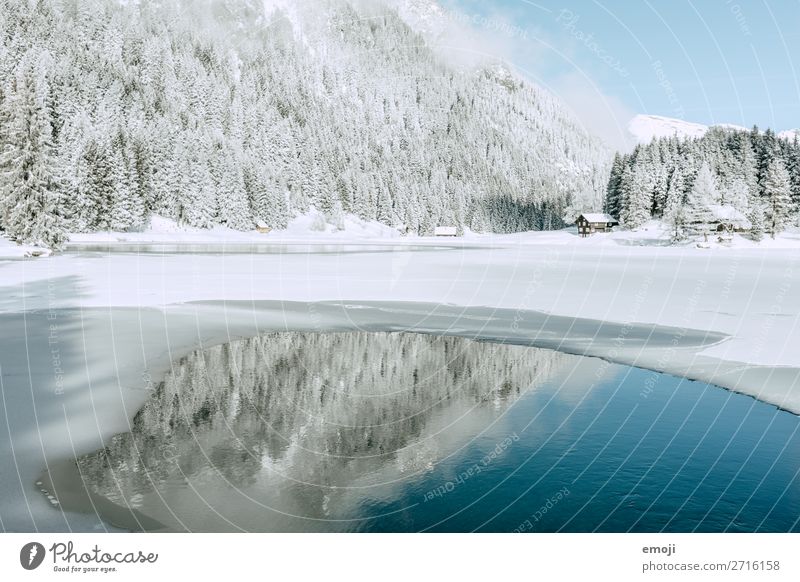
[
  {"left": 576, "top": 213, "right": 619, "bottom": 237},
  {"left": 256, "top": 221, "right": 271, "bottom": 234},
  {"left": 685, "top": 205, "right": 751, "bottom": 243},
  {"left": 707, "top": 205, "right": 751, "bottom": 234},
  {"left": 434, "top": 226, "right": 458, "bottom": 237}
]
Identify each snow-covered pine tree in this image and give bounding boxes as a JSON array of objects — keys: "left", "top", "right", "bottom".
[
  {"left": 148, "top": 129, "right": 179, "bottom": 220},
  {"left": 663, "top": 164, "right": 687, "bottom": 241},
  {"left": 739, "top": 133, "right": 760, "bottom": 198},
  {"left": 180, "top": 136, "right": 217, "bottom": 229},
  {"left": 213, "top": 148, "right": 252, "bottom": 231},
  {"left": 748, "top": 201, "right": 765, "bottom": 242},
  {"left": 604, "top": 153, "right": 624, "bottom": 219},
  {"left": 652, "top": 164, "right": 669, "bottom": 216},
  {"left": 665, "top": 164, "right": 686, "bottom": 202},
  {"left": 81, "top": 139, "right": 115, "bottom": 230},
  {"left": 725, "top": 178, "right": 750, "bottom": 214},
  {"left": 620, "top": 165, "right": 651, "bottom": 229},
  {"left": 786, "top": 137, "right": 800, "bottom": 215},
  {"left": 685, "top": 162, "right": 718, "bottom": 236},
  {"left": 66, "top": 134, "right": 94, "bottom": 231},
  {"left": 0, "top": 58, "right": 67, "bottom": 248},
  {"left": 664, "top": 166, "right": 687, "bottom": 243},
  {"left": 376, "top": 181, "right": 394, "bottom": 225},
  {"left": 244, "top": 158, "right": 290, "bottom": 230},
  {"left": 328, "top": 200, "right": 345, "bottom": 230},
  {"left": 664, "top": 190, "right": 687, "bottom": 243},
  {"left": 762, "top": 158, "right": 793, "bottom": 238},
  {"left": 756, "top": 128, "right": 779, "bottom": 197},
  {"left": 0, "top": 84, "right": 15, "bottom": 227},
  {"left": 108, "top": 134, "right": 145, "bottom": 231}
]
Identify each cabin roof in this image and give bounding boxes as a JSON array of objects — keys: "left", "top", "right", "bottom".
[
  {"left": 707, "top": 204, "right": 751, "bottom": 228},
  {"left": 578, "top": 213, "right": 618, "bottom": 224}
]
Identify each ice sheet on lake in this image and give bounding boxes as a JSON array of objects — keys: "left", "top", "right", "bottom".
[{"left": 1, "top": 239, "right": 799, "bottom": 530}]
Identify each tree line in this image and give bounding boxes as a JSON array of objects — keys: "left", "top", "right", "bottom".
[{"left": 605, "top": 126, "right": 800, "bottom": 240}]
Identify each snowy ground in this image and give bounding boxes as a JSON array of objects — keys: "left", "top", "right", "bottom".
[
  {"left": 65, "top": 212, "right": 403, "bottom": 246},
  {"left": 1, "top": 220, "right": 800, "bottom": 531},
  {"left": 0, "top": 236, "right": 51, "bottom": 258}
]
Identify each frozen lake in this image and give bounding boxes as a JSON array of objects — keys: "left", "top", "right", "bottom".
[
  {"left": 41, "top": 331, "right": 800, "bottom": 533},
  {"left": 63, "top": 241, "right": 467, "bottom": 255},
  {"left": 1, "top": 240, "right": 799, "bottom": 532}
]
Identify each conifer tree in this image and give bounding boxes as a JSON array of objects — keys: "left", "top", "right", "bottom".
[
  {"left": 620, "top": 165, "right": 651, "bottom": 229},
  {"left": 685, "top": 162, "right": 717, "bottom": 236},
  {"left": 763, "top": 158, "right": 792, "bottom": 238},
  {"left": 748, "top": 201, "right": 765, "bottom": 242},
  {"left": 786, "top": 137, "right": 800, "bottom": 212},
  {"left": 82, "top": 140, "right": 115, "bottom": 230},
  {"left": 604, "top": 153, "right": 624, "bottom": 219},
  {"left": 664, "top": 192, "right": 687, "bottom": 242},
  {"left": 726, "top": 178, "right": 750, "bottom": 214},
  {"left": 0, "top": 59, "right": 67, "bottom": 248}
]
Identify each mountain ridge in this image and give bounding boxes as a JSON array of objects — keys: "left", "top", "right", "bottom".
[{"left": 629, "top": 113, "right": 797, "bottom": 144}]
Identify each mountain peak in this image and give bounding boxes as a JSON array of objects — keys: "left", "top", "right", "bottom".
[
  {"left": 628, "top": 113, "right": 796, "bottom": 144},
  {"left": 628, "top": 115, "right": 710, "bottom": 144}
]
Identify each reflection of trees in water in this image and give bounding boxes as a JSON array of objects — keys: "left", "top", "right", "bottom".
[{"left": 78, "top": 332, "right": 572, "bottom": 522}]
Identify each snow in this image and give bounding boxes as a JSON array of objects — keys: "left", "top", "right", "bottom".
[
  {"left": 389, "top": 0, "right": 447, "bottom": 38},
  {"left": 713, "top": 122, "right": 749, "bottom": 133},
  {"left": 778, "top": 129, "right": 800, "bottom": 141},
  {"left": 628, "top": 113, "right": 794, "bottom": 144},
  {"left": 629, "top": 114, "right": 708, "bottom": 143},
  {"left": 276, "top": 211, "right": 402, "bottom": 239},
  {"left": 578, "top": 213, "right": 617, "bottom": 223},
  {"left": 261, "top": 0, "right": 307, "bottom": 40},
  {"left": 67, "top": 212, "right": 402, "bottom": 245},
  {"left": 2, "top": 232, "right": 800, "bottom": 531},
  {"left": 4, "top": 0, "right": 609, "bottom": 244},
  {"left": 707, "top": 204, "right": 751, "bottom": 228},
  {"left": 434, "top": 226, "right": 457, "bottom": 236},
  {"left": 0, "top": 235, "right": 51, "bottom": 258},
  {"left": 596, "top": 219, "right": 800, "bottom": 249},
  {"left": 597, "top": 219, "right": 672, "bottom": 244}
]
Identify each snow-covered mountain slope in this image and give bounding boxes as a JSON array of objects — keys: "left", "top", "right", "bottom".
[
  {"left": 628, "top": 115, "right": 710, "bottom": 143},
  {"left": 626, "top": 114, "right": 798, "bottom": 144},
  {"left": 628, "top": 114, "right": 752, "bottom": 144},
  {"left": 388, "top": 0, "right": 448, "bottom": 38},
  {"left": 0, "top": 0, "right": 611, "bottom": 248}
]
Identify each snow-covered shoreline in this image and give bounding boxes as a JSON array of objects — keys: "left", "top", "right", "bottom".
[
  {"left": 2, "top": 233, "right": 800, "bottom": 531},
  {"left": 4, "top": 211, "right": 800, "bottom": 258}
]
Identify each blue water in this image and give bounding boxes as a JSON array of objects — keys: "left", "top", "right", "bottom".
[
  {"left": 364, "top": 365, "right": 800, "bottom": 532},
  {"left": 72, "top": 332, "right": 800, "bottom": 532}
]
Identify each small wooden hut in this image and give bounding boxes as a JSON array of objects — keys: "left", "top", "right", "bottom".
[{"left": 575, "top": 213, "right": 619, "bottom": 237}]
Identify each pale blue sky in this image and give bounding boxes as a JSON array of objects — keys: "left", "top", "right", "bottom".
[{"left": 445, "top": 0, "right": 800, "bottom": 136}]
